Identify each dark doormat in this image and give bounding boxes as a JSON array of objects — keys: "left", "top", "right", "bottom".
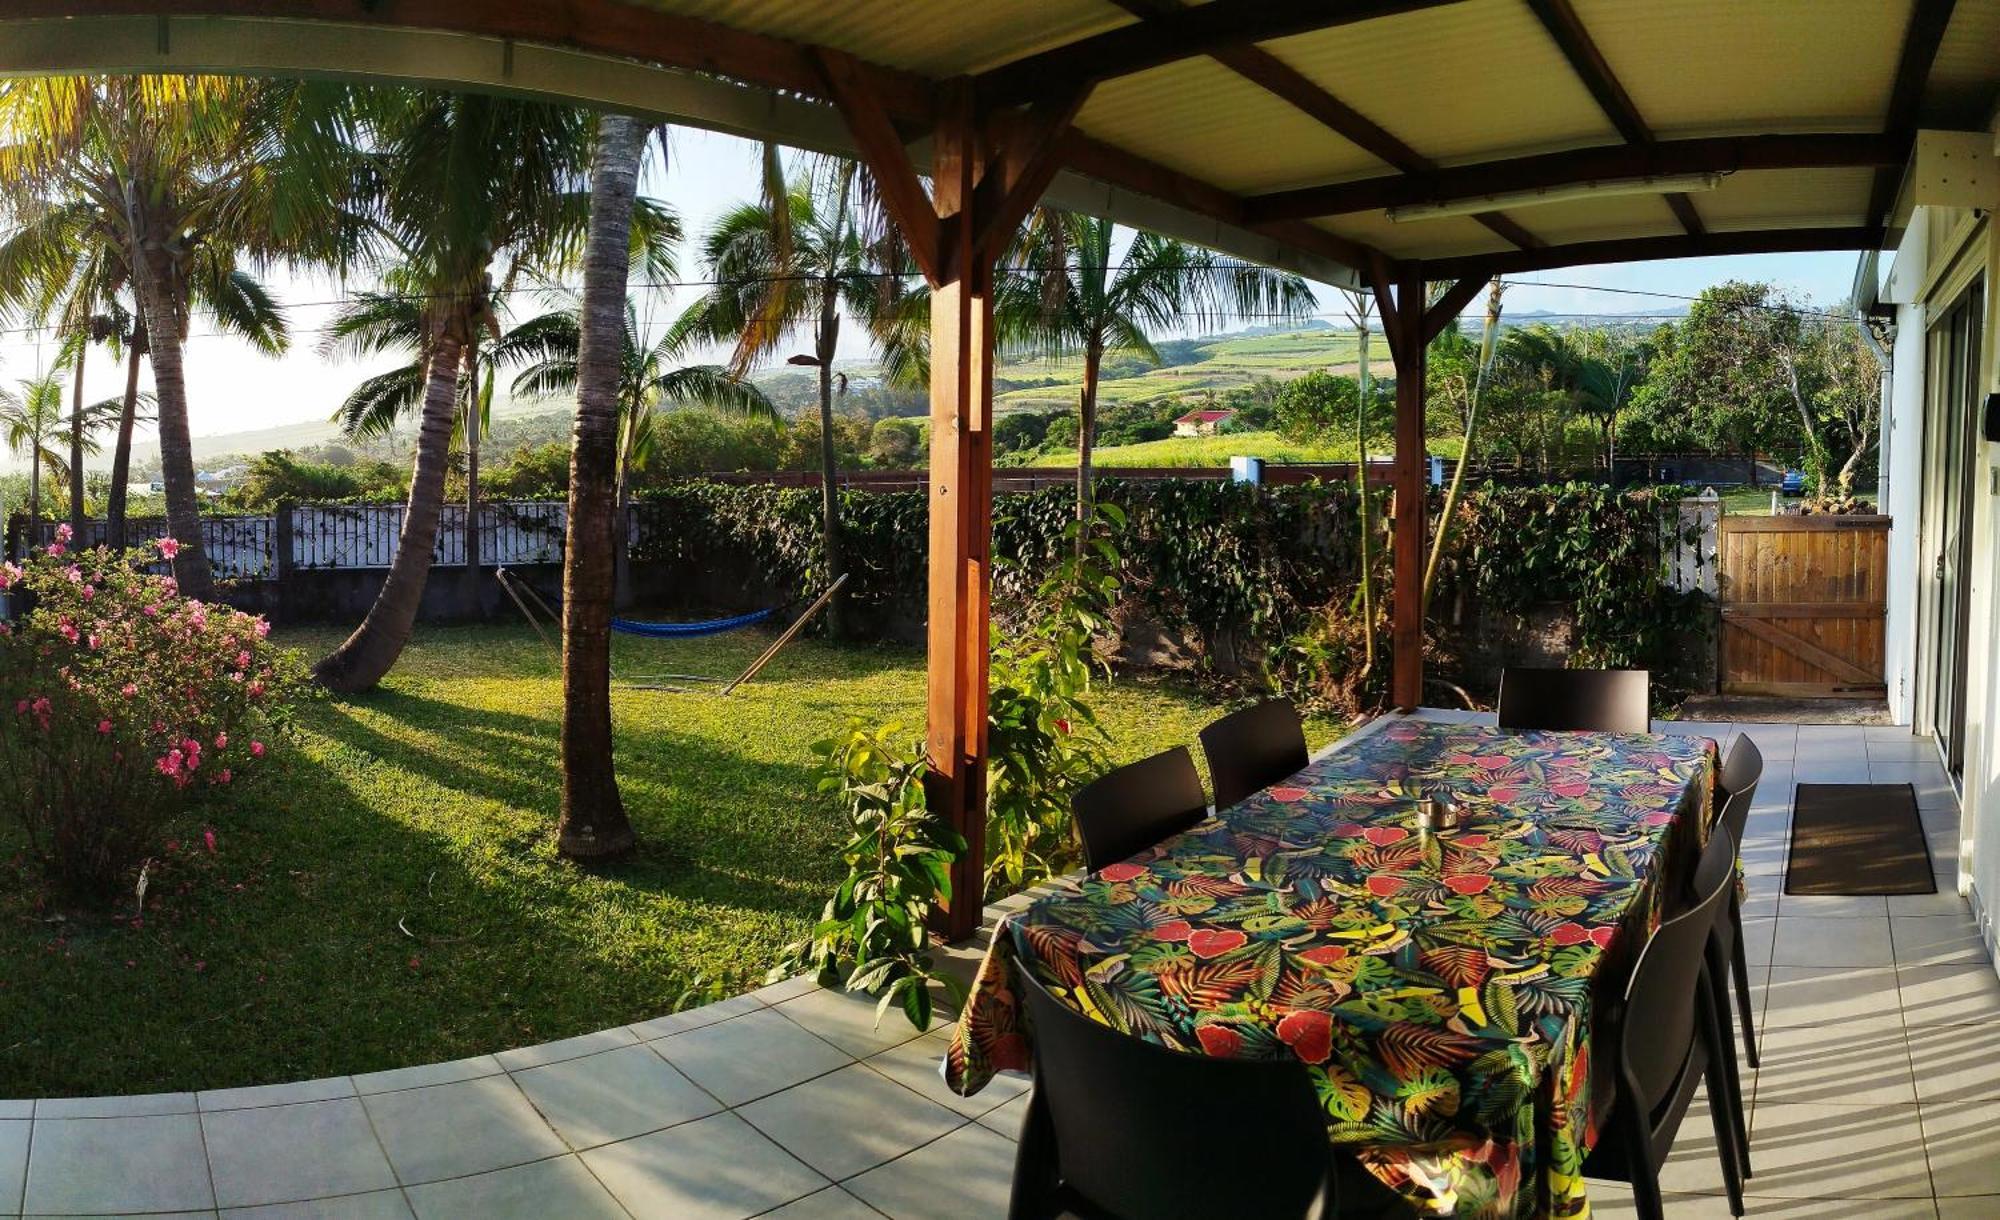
[{"left": 1786, "top": 783, "right": 1936, "bottom": 895}]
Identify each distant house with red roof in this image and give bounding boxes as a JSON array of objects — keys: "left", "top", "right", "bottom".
[{"left": 1172, "top": 408, "right": 1236, "bottom": 438}]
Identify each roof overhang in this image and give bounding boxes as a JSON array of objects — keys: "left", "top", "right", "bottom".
[{"left": 0, "top": 1, "right": 1994, "bottom": 288}]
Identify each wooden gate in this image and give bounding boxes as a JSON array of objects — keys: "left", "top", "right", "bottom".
[{"left": 1717, "top": 515, "right": 1890, "bottom": 698}]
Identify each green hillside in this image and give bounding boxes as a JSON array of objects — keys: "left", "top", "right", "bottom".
[{"left": 994, "top": 326, "right": 1393, "bottom": 413}]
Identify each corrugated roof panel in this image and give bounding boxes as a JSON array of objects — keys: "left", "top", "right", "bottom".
[
  {"left": 1694, "top": 168, "right": 1876, "bottom": 231},
  {"left": 1924, "top": 0, "right": 2000, "bottom": 126},
  {"left": 1495, "top": 192, "right": 1684, "bottom": 246},
  {"left": 629, "top": 0, "right": 1133, "bottom": 76},
  {"left": 1570, "top": 0, "right": 1903, "bottom": 137},
  {"left": 1261, "top": 0, "right": 1620, "bottom": 167},
  {"left": 1313, "top": 210, "right": 1511, "bottom": 261},
  {"left": 1078, "top": 57, "right": 1388, "bottom": 195}
]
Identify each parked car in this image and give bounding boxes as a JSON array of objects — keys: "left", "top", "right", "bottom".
[{"left": 1781, "top": 469, "right": 1805, "bottom": 497}]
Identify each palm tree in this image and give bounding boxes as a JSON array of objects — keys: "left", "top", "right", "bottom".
[
  {"left": 0, "top": 77, "right": 354, "bottom": 597},
  {"left": 0, "top": 202, "right": 290, "bottom": 547},
  {"left": 999, "top": 211, "right": 1317, "bottom": 526},
  {"left": 556, "top": 112, "right": 651, "bottom": 861},
  {"left": 1500, "top": 323, "right": 1637, "bottom": 473},
  {"left": 498, "top": 298, "right": 773, "bottom": 512},
  {"left": 682, "top": 158, "right": 900, "bottom": 637},
  {"left": 0, "top": 374, "right": 69, "bottom": 529},
  {"left": 312, "top": 90, "right": 672, "bottom": 693}
]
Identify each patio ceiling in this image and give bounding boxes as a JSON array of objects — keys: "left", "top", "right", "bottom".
[{"left": 0, "top": 1, "right": 1993, "bottom": 285}]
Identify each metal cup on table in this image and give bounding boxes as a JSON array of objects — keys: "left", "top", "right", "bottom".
[{"left": 1415, "top": 791, "right": 1465, "bottom": 834}]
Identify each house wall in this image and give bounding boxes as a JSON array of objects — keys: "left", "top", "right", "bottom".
[{"left": 1883, "top": 183, "right": 2000, "bottom": 972}]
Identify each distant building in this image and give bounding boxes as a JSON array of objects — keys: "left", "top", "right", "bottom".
[{"left": 1172, "top": 408, "right": 1236, "bottom": 438}]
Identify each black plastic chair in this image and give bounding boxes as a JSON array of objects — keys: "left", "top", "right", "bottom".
[
  {"left": 1071, "top": 747, "right": 1208, "bottom": 873},
  {"left": 1010, "top": 968, "right": 1388, "bottom": 1219},
  {"left": 1199, "top": 697, "right": 1309, "bottom": 810},
  {"left": 1714, "top": 735, "right": 1764, "bottom": 1073},
  {"left": 1582, "top": 825, "right": 1746, "bottom": 1219},
  {"left": 1494, "top": 667, "right": 1651, "bottom": 734}
]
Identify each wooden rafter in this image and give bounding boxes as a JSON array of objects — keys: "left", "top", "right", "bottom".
[
  {"left": 1523, "top": 0, "right": 1707, "bottom": 236},
  {"left": 1105, "top": 0, "right": 1540, "bottom": 251},
  {"left": 976, "top": 0, "right": 1471, "bottom": 106},
  {"left": 1867, "top": 0, "right": 1959, "bottom": 234},
  {"left": 1422, "top": 276, "right": 1487, "bottom": 344},
  {"left": 814, "top": 48, "right": 942, "bottom": 285},
  {"left": 1243, "top": 133, "right": 1904, "bottom": 223},
  {"left": 971, "top": 85, "right": 1093, "bottom": 262},
  {"left": 1427, "top": 226, "right": 1876, "bottom": 279}
]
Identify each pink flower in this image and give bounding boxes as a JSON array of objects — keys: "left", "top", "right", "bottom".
[
  {"left": 97, "top": 719, "right": 112, "bottom": 735},
  {"left": 235, "top": 650, "right": 250, "bottom": 669},
  {"left": 215, "top": 769, "right": 231, "bottom": 785},
  {"left": 157, "top": 750, "right": 183, "bottom": 776},
  {"left": 203, "top": 828, "right": 217, "bottom": 852},
  {"left": 157, "top": 537, "right": 180, "bottom": 559},
  {"left": 254, "top": 620, "right": 270, "bottom": 639},
  {"left": 250, "top": 741, "right": 265, "bottom": 758},
  {"left": 63, "top": 565, "right": 82, "bottom": 583},
  {"left": 214, "top": 732, "right": 228, "bottom": 750},
  {"left": 53, "top": 523, "right": 72, "bottom": 544},
  {"left": 45, "top": 543, "right": 64, "bottom": 557},
  {"left": 121, "top": 683, "right": 137, "bottom": 698},
  {"left": 78, "top": 585, "right": 93, "bottom": 602}
]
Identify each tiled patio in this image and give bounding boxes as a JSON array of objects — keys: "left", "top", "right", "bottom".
[{"left": 0, "top": 712, "right": 1990, "bottom": 1219}]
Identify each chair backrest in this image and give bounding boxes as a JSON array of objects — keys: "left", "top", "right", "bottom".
[
  {"left": 1199, "top": 698, "right": 1310, "bottom": 810},
  {"left": 1018, "top": 968, "right": 1338, "bottom": 1219},
  {"left": 1720, "top": 734, "right": 1764, "bottom": 806},
  {"left": 1495, "top": 667, "right": 1651, "bottom": 734},
  {"left": 1071, "top": 747, "right": 1209, "bottom": 872},
  {"left": 1622, "top": 825, "right": 1737, "bottom": 1110}
]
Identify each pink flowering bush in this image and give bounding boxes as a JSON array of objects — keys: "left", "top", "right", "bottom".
[{"left": 0, "top": 530, "right": 309, "bottom": 895}]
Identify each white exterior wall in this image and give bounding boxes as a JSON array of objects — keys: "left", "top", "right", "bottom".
[{"left": 1882, "top": 284, "right": 1929, "bottom": 724}]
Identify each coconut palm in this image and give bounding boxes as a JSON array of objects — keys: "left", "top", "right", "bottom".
[
  {"left": 0, "top": 374, "right": 70, "bottom": 528},
  {"left": 556, "top": 112, "right": 654, "bottom": 861},
  {"left": 682, "top": 158, "right": 906, "bottom": 637},
  {"left": 312, "top": 90, "right": 674, "bottom": 693},
  {"left": 999, "top": 211, "right": 1317, "bottom": 525},
  {"left": 1499, "top": 322, "right": 1639, "bottom": 471},
  {"left": 499, "top": 300, "right": 774, "bottom": 502},
  {"left": 0, "top": 77, "right": 356, "bottom": 596},
  {"left": 0, "top": 202, "right": 289, "bottom": 546}
]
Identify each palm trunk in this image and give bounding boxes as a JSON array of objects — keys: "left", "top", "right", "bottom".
[
  {"left": 1076, "top": 340, "right": 1103, "bottom": 540},
  {"left": 26, "top": 439, "right": 40, "bottom": 534},
  {"left": 613, "top": 407, "right": 635, "bottom": 610},
  {"left": 557, "top": 111, "right": 645, "bottom": 862},
  {"left": 67, "top": 343, "right": 85, "bottom": 538},
  {"left": 106, "top": 331, "right": 144, "bottom": 550},
  {"left": 463, "top": 355, "right": 487, "bottom": 610},
  {"left": 131, "top": 233, "right": 211, "bottom": 599},
  {"left": 816, "top": 289, "right": 846, "bottom": 640},
  {"left": 1354, "top": 318, "right": 1375, "bottom": 680},
  {"left": 313, "top": 333, "right": 463, "bottom": 692}
]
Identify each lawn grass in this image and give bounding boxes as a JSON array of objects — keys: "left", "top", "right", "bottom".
[{"left": 0, "top": 622, "right": 1346, "bottom": 1098}]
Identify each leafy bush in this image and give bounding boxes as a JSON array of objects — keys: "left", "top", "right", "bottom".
[
  {"left": 0, "top": 531, "right": 310, "bottom": 895},
  {"left": 985, "top": 506, "right": 1121, "bottom": 893},
  {"left": 773, "top": 720, "right": 966, "bottom": 1030}
]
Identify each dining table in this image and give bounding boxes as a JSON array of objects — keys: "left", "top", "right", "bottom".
[{"left": 942, "top": 717, "right": 1719, "bottom": 1219}]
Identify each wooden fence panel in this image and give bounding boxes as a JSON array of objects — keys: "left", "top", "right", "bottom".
[{"left": 1716, "top": 515, "right": 1889, "bottom": 698}]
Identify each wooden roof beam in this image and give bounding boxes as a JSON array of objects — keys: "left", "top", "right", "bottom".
[
  {"left": 1867, "top": 0, "right": 1959, "bottom": 234},
  {"left": 1523, "top": 0, "right": 1706, "bottom": 236},
  {"left": 1242, "top": 133, "right": 1905, "bottom": 223},
  {"left": 976, "top": 0, "right": 1471, "bottom": 107},
  {"left": 1104, "top": 0, "right": 1541, "bottom": 249},
  {"left": 1426, "top": 226, "right": 1878, "bottom": 279}
]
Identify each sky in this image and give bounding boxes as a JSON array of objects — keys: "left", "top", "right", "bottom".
[{"left": 0, "top": 125, "right": 1867, "bottom": 472}]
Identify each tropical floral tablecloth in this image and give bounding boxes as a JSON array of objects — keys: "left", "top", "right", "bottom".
[{"left": 944, "top": 719, "right": 1716, "bottom": 1219}]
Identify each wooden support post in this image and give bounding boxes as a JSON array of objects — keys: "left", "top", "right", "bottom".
[
  {"left": 1389, "top": 261, "right": 1428, "bottom": 712},
  {"left": 924, "top": 83, "right": 997, "bottom": 941}
]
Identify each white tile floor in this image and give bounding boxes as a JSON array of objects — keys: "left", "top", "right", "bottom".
[{"left": 0, "top": 712, "right": 1990, "bottom": 1218}]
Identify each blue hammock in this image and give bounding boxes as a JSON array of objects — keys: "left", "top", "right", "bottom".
[{"left": 609, "top": 604, "right": 786, "bottom": 639}]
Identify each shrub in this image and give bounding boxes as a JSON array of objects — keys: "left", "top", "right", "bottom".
[
  {"left": 773, "top": 720, "right": 966, "bottom": 1030},
  {"left": 0, "top": 531, "right": 310, "bottom": 896}
]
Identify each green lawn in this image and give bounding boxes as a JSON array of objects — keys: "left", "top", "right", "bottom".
[{"left": 0, "top": 623, "right": 1346, "bottom": 1098}]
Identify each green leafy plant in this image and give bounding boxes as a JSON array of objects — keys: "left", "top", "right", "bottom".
[
  {"left": 773, "top": 719, "right": 966, "bottom": 1030},
  {"left": 984, "top": 503, "right": 1123, "bottom": 894}
]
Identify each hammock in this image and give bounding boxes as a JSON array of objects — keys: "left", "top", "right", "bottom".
[
  {"left": 610, "top": 604, "right": 786, "bottom": 638},
  {"left": 495, "top": 566, "right": 847, "bottom": 695}
]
